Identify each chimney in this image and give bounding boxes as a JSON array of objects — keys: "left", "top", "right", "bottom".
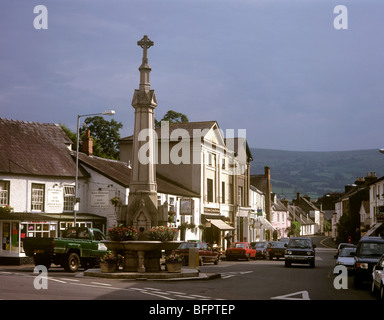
[
  {"left": 297, "top": 192, "right": 301, "bottom": 203},
  {"left": 82, "top": 129, "right": 93, "bottom": 156},
  {"left": 364, "top": 172, "right": 377, "bottom": 186},
  {"left": 264, "top": 166, "right": 270, "bottom": 179}
]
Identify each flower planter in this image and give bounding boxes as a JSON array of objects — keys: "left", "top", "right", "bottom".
[
  {"left": 166, "top": 263, "right": 182, "bottom": 273},
  {"left": 100, "top": 262, "right": 118, "bottom": 273}
]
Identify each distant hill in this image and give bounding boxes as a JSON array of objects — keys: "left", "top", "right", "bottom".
[{"left": 250, "top": 148, "right": 384, "bottom": 200}]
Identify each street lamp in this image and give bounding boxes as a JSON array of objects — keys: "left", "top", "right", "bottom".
[{"left": 74, "top": 110, "right": 116, "bottom": 225}]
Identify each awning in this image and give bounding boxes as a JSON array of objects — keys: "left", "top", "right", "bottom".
[
  {"left": 262, "top": 218, "right": 275, "bottom": 231},
  {"left": 209, "top": 219, "right": 235, "bottom": 231},
  {"left": 365, "top": 223, "right": 383, "bottom": 236}
]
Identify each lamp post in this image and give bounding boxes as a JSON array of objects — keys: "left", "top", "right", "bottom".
[{"left": 74, "top": 110, "right": 115, "bottom": 225}]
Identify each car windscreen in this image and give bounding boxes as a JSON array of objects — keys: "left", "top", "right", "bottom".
[
  {"left": 178, "top": 242, "right": 198, "bottom": 249},
  {"left": 288, "top": 239, "right": 312, "bottom": 249},
  {"left": 255, "top": 242, "right": 267, "bottom": 248},
  {"left": 271, "top": 242, "right": 286, "bottom": 248},
  {"left": 339, "top": 247, "right": 356, "bottom": 257},
  {"left": 231, "top": 243, "right": 245, "bottom": 248},
  {"left": 357, "top": 242, "right": 384, "bottom": 257}
]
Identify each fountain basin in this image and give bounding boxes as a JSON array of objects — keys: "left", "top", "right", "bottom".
[{"left": 101, "top": 240, "right": 182, "bottom": 272}]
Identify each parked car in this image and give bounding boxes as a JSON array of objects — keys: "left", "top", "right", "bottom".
[
  {"left": 284, "top": 237, "right": 316, "bottom": 268},
  {"left": 252, "top": 241, "right": 269, "bottom": 259},
  {"left": 371, "top": 253, "right": 384, "bottom": 300},
  {"left": 225, "top": 242, "right": 256, "bottom": 261},
  {"left": 335, "top": 242, "right": 356, "bottom": 258},
  {"left": 175, "top": 241, "right": 220, "bottom": 266},
  {"left": 268, "top": 241, "right": 286, "bottom": 260},
  {"left": 334, "top": 247, "right": 356, "bottom": 273},
  {"left": 23, "top": 227, "right": 108, "bottom": 272},
  {"left": 353, "top": 236, "right": 384, "bottom": 288}
]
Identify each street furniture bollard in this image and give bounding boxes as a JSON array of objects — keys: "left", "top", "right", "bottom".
[{"left": 188, "top": 247, "right": 200, "bottom": 270}]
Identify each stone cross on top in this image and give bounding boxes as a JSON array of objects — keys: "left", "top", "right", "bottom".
[{"left": 137, "top": 35, "right": 154, "bottom": 65}]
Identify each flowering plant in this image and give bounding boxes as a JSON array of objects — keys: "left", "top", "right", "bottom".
[
  {"left": 100, "top": 252, "right": 117, "bottom": 264},
  {"left": 147, "top": 226, "right": 178, "bottom": 241},
  {"left": 110, "top": 196, "right": 121, "bottom": 206},
  {"left": 168, "top": 210, "right": 176, "bottom": 223},
  {"left": 0, "top": 205, "right": 14, "bottom": 214},
  {"left": 165, "top": 252, "right": 183, "bottom": 264},
  {"left": 108, "top": 226, "right": 138, "bottom": 241}
]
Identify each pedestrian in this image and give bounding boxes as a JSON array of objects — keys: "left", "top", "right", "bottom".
[{"left": 224, "top": 232, "right": 233, "bottom": 249}]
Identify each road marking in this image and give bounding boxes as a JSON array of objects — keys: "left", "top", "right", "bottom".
[
  {"left": 60, "top": 278, "right": 80, "bottom": 282},
  {"left": 90, "top": 282, "right": 112, "bottom": 286},
  {"left": 271, "top": 290, "right": 310, "bottom": 300}
]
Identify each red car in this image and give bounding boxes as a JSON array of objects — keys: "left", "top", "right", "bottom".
[{"left": 225, "top": 242, "right": 256, "bottom": 261}]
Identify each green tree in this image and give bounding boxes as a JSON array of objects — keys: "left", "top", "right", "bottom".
[
  {"left": 82, "top": 116, "right": 123, "bottom": 160},
  {"left": 155, "top": 110, "right": 188, "bottom": 128},
  {"left": 289, "top": 221, "right": 301, "bottom": 237}
]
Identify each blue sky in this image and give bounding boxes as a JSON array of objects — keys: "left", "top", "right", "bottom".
[{"left": 1, "top": 0, "right": 384, "bottom": 151}]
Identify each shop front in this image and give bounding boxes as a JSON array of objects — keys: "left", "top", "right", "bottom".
[
  {"left": 202, "top": 213, "right": 235, "bottom": 252},
  {"left": 0, "top": 212, "right": 106, "bottom": 265}
]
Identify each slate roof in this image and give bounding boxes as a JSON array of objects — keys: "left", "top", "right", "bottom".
[{"left": 0, "top": 118, "right": 82, "bottom": 177}]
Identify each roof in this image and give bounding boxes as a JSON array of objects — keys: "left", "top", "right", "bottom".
[
  {"left": 120, "top": 121, "right": 218, "bottom": 142},
  {"left": 76, "top": 151, "right": 199, "bottom": 197},
  {"left": 0, "top": 118, "right": 80, "bottom": 177},
  {"left": 75, "top": 152, "right": 131, "bottom": 188}
]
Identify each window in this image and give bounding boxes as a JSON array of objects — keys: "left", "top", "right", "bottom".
[
  {"left": 207, "top": 153, "right": 216, "bottom": 167},
  {"left": 63, "top": 185, "right": 75, "bottom": 212},
  {"left": 31, "top": 184, "right": 45, "bottom": 211},
  {"left": 238, "top": 186, "right": 243, "bottom": 206},
  {"left": 0, "top": 181, "right": 10, "bottom": 205},
  {"left": 207, "top": 179, "right": 213, "bottom": 202},
  {"left": 221, "top": 181, "right": 225, "bottom": 204},
  {"left": 222, "top": 158, "right": 226, "bottom": 170}
]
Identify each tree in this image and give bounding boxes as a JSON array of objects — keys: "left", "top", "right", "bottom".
[
  {"left": 82, "top": 116, "right": 123, "bottom": 160},
  {"left": 60, "top": 118, "right": 123, "bottom": 160},
  {"left": 289, "top": 221, "right": 301, "bottom": 237},
  {"left": 155, "top": 110, "right": 188, "bottom": 128}
]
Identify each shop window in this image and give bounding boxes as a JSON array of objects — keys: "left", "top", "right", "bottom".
[{"left": 31, "top": 183, "right": 45, "bottom": 211}]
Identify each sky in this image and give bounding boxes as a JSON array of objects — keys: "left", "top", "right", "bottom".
[{"left": 1, "top": 0, "right": 384, "bottom": 152}]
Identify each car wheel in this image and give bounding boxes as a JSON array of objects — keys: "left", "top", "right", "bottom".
[
  {"left": 354, "top": 276, "right": 362, "bottom": 289},
  {"left": 64, "top": 252, "right": 80, "bottom": 272},
  {"left": 371, "top": 281, "right": 376, "bottom": 294},
  {"left": 214, "top": 257, "right": 220, "bottom": 265},
  {"left": 309, "top": 259, "right": 315, "bottom": 268},
  {"left": 285, "top": 260, "right": 291, "bottom": 267}
]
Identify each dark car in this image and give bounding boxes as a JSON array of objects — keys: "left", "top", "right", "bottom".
[
  {"left": 252, "top": 241, "right": 269, "bottom": 259},
  {"left": 268, "top": 241, "right": 286, "bottom": 260},
  {"left": 353, "top": 236, "right": 384, "bottom": 288},
  {"left": 175, "top": 241, "right": 220, "bottom": 266},
  {"left": 284, "top": 237, "right": 316, "bottom": 268}
]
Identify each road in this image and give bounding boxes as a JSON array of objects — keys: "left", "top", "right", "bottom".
[{"left": 0, "top": 236, "right": 378, "bottom": 302}]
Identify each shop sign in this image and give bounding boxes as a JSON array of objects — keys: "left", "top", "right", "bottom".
[
  {"left": 47, "top": 188, "right": 63, "bottom": 208},
  {"left": 180, "top": 198, "right": 193, "bottom": 215},
  {"left": 91, "top": 191, "right": 109, "bottom": 208}
]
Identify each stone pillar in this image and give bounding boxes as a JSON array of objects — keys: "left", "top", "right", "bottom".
[{"left": 126, "top": 35, "right": 159, "bottom": 231}]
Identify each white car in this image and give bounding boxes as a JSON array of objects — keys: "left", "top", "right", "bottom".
[
  {"left": 371, "top": 253, "right": 384, "bottom": 300},
  {"left": 334, "top": 247, "right": 356, "bottom": 273}
]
